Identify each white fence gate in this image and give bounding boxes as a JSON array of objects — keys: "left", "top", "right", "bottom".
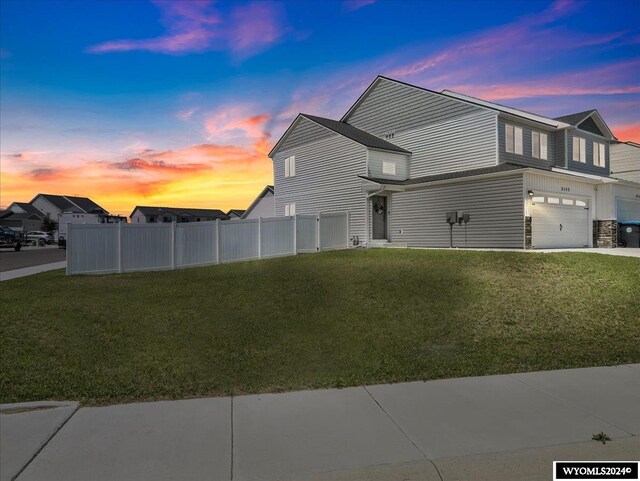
[{"left": 67, "top": 212, "right": 350, "bottom": 275}]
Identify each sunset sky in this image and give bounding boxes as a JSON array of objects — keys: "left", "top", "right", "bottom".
[{"left": 1, "top": 0, "right": 639, "bottom": 216}]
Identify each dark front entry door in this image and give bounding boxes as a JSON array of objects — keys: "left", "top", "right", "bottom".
[{"left": 372, "top": 196, "right": 387, "bottom": 240}]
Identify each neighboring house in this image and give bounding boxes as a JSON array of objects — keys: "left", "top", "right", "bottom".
[
  {"left": 610, "top": 141, "right": 640, "bottom": 183},
  {"left": 30, "top": 193, "right": 107, "bottom": 219},
  {"left": 7, "top": 202, "right": 46, "bottom": 220},
  {"left": 226, "top": 209, "right": 246, "bottom": 220},
  {"left": 269, "top": 76, "right": 640, "bottom": 249},
  {"left": 130, "top": 206, "right": 229, "bottom": 223},
  {"left": 0, "top": 210, "right": 42, "bottom": 233},
  {"left": 241, "top": 185, "right": 275, "bottom": 219}
]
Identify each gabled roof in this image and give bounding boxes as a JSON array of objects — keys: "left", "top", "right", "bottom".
[
  {"left": 441, "top": 90, "right": 571, "bottom": 129},
  {"left": 32, "top": 194, "right": 76, "bottom": 211},
  {"left": 10, "top": 202, "right": 46, "bottom": 219},
  {"left": 302, "top": 114, "right": 410, "bottom": 153},
  {"left": 29, "top": 193, "right": 108, "bottom": 214},
  {"left": 340, "top": 75, "right": 570, "bottom": 129},
  {"left": 64, "top": 195, "right": 107, "bottom": 213},
  {"left": 269, "top": 113, "right": 410, "bottom": 157},
  {"left": 241, "top": 185, "right": 274, "bottom": 219},
  {"left": 554, "top": 109, "right": 615, "bottom": 139},
  {"left": 130, "top": 206, "right": 228, "bottom": 220},
  {"left": 227, "top": 209, "right": 246, "bottom": 217},
  {"left": 0, "top": 212, "right": 42, "bottom": 221},
  {"left": 359, "top": 163, "right": 527, "bottom": 186}
]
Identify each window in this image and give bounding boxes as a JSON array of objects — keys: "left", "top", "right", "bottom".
[
  {"left": 505, "top": 124, "right": 523, "bottom": 155},
  {"left": 284, "top": 155, "right": 296, "bottom": 178},
  {"left": 149, "top": 216, "right": 156, "bottom": 223},
  {"left": 532, "top": 196, "right": 545, "bottom": 203},
  {"left": 572, "top": 137, "right": 586, "bottom": 163},
  {"left": 531, "top": 131, "right": 548, "bottom": 160},
  {"left": 575, "top": 200, "right": 586, "bottom": 207},
  {"left": 547, "top": 197, "right": 560, "bottom": 204},
  {"left": 163, "top": 216, "right": 172, "bottom": 223},
  {"left": 382, "top": 161, "right": 396, "bottom": 175},
  {"left": 593, "top": 142, "right": 606, "bottom": 167},
  {"left": 562, "top": 199, "right": 574, "bottom": 206},
  {"left": 284, "top": 203, "right": 296, "bottom": 216}
]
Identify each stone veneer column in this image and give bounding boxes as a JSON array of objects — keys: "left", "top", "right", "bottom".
[
  {"left": 593, "top": 220, "right": 617, "bottom": 248},
  {"left": 524, "top": 216, "right": 532, "bottom": 249}
]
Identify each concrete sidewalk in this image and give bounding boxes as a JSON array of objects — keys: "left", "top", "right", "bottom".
[
  {"left": 0, "top": 261, "right": 66, "bottom": 281},
  {"left": 2, "top": 365, "right": 638, "bottom": 481}
]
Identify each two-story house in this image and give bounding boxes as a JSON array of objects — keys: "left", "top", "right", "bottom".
[{"left": 269, "top": 76, "right": 640, "bottom": 249}]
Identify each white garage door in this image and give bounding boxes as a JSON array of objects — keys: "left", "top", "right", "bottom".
[
  {"left": 531, "top": 196, "right": 589, "bottom": 248},
  {"left": 616, "top": 198, "right": 640, "bottom": 222}
]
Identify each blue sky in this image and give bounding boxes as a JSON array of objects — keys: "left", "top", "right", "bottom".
[{"left": 1, "top": 0, "right": 639, "bottom": 213}]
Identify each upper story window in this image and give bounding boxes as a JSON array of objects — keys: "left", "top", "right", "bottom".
[
  {"left": 284, "top": 155, "right": 296, "bottom": 178},
  {"left": 572, "top": 137, "right": 586, "bottom": 163},
  {"left": 531, "top": 131, "right": 548, "bottom": 160},
  {"left": 284, "top": 203, "right": 296, "bottom": 216},
  {"left": 593, "top": 142, "right": 606, "bottom": 167},
  {"left": 382, "top": 161, "right": 396, "bottom": 175},
  {"left": 505, "top": 124, "right": 523, "bottom": 155}
]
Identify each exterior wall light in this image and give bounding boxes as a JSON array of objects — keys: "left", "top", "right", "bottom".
[{"left": 528, "top": 190, "right": 534, "bottom": 197}]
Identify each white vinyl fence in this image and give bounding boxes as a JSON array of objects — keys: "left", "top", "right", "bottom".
[{"left": 67, "top": 211, "right": 350, "bottom": 275}]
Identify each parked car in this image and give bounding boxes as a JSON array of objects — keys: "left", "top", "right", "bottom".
[
  {"left": 26, "top": 231, "right": 54, "bottom": 246},
  {"left": 58, "top": 235, "right": 66, "bottom": 249},
  {"left": 0, "top": 225, "right": 22, "bottom": 251}
]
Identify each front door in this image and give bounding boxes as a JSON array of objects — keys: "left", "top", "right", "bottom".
[{"left": 372, "top": 196, "right": 387, "bottom": 240}]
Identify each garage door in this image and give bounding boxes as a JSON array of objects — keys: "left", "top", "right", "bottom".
[
  {"left": 617, "top": 198, "right": 640, "bottom": 222},
  {"left": 531, "top": 196, "right": 589, "bottom": 248}
]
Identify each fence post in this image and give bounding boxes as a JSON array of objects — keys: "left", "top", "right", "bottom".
[
  {"left": 258, "top": 217, "right": 262, "bottom": 259},
  {"left": 215, "top": 219, "right": 220, "bottom": 264},
  {"left": 293, "top": 214, "right": 298, "bottom": 255},
  {"left": 66, "top": 223, "right": 72, "bottom": 275},
  {"left": 316, "top": 213, "right": 321, "bottom": 252},
  {"left": 346, "top": 211, "right": 350, "bottom": 248},
  {"left": 117, "top": 221, "right": 123, "bottom": 273},
  {"left": 171, "top": 221, "right": 177, "bottom": 270}
]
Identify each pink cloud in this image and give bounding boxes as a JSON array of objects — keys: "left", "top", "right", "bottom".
[
  {"left": 448, "top": 60, "right": 640, "bottom": 101},
  {"left": 205, "top": 106, "right": 272, "bottom": 150},
  {"left": 86, "top": 0, "right": 287, "bottom": 57},
  {"left": 612, "top": 124, "right": 640, "bottom": 143},
  {"left": 343, "top": 0, "right": 376, "bottom": 13}
]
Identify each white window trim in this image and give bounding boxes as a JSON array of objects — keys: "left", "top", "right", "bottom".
[
  {"left": 532, "top": 131, "right": 548, "bottom": 160},
  {"left": 593, "top": 142, "right": 606, "bottom": 167},
  {"left": 284, "top": 155, "right": 296, "bottom": 178},
  {"left": 382, "top": 161, "right": 396, "bottom": 175},
  {"left": 572, "top": 137, "right": 586, "bottom": 163},
  {"left": 505, "top": 123, "right": 523, "bottom": 155},
  {"left": 284, "top": 203, "right": 296, "bottom": 216}
]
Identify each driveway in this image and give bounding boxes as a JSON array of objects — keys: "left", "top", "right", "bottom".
[{"left": 0, "top": 246, "right": 65, "bottom": 272}]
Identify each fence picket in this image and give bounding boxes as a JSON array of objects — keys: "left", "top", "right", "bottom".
[{"left": 67, "top": 211, "right": 350, "bottom": 275}]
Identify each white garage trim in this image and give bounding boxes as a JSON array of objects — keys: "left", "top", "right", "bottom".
[{"left": 526, "top": 190, "right": 593, "bottom": 248}]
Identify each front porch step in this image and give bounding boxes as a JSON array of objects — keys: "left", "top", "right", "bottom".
[
  {"left": 368, "top": 240, "right": 408, "bottom": 249},
  {"left": 383, "top": 242, "right": 408, "bottom": 249},
  {"left": 368, "top": 240, "right": 388, "bottom": 248}
]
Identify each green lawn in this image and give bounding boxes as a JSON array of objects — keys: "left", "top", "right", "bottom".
[{"left": 1, "top": 249, "right": 639, "bottom": 406}]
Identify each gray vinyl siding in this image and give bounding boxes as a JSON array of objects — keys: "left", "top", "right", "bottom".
[
  {"left": 396, "top": 110, "right": 498, "bottom": 177},
  {"left": 498, "top": 118, "right": 554, "bottom": 169},
  {"left": 274, "top": 132, "right": 367, "bottom": 240},
  {"left": 345, "top": 78, "right": 483, "bottom": 138},
  {"left": 389, "top": 175, "right": 525, "bottom": 248},
  {"left": 367, "top": 149, "right": 409, "bottom": 180},
  {"left": 553, "top": 131, "right": 566, "bottom": 167},
  {"left": 566, "top": 129, "right": 610, "bottom": 176},
  {"left": 610, "top": 143, "right": 640, "bottom": 182},
  {"left": 277, "top": 117, "right": 334, "bottom": 152}
]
